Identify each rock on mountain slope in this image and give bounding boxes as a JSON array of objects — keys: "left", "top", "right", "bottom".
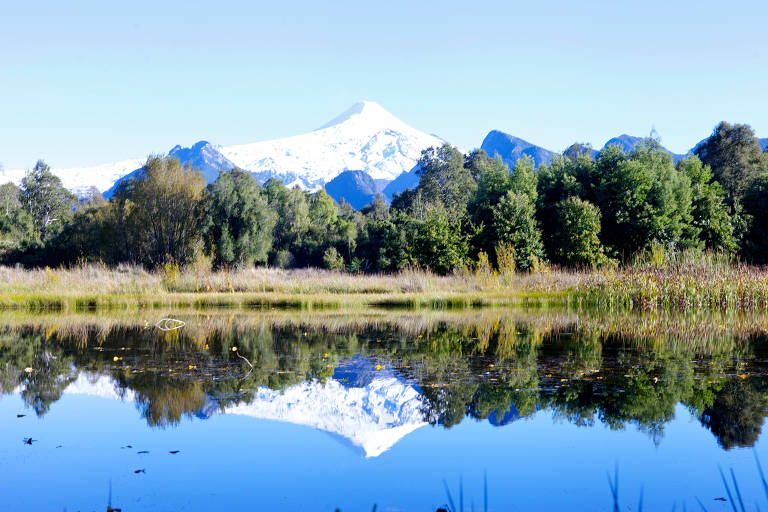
[
  {"left": 480, "top": 130, "right": 691, "bottom": 169},
  {"left": 481, "top": 130, "right": 557, "bottom": 168},
  {"left": 220, "top": 101, "right": 445, "bottom": 189},
  {"left": 603, "top": 134, "right": 685, "bottom": 162},
  {"left": 103, "top": 141, "right": 235, "bottom": 198},
  {"left": 324, "top": 170, "right": 383, "bottom": 209},
  {"left": 382, "top": 165, "right": 421, "bottom": 200}
]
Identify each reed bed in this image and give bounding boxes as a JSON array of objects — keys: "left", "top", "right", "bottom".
[
  {"left": 0, "top": 264, "right": 577, "bottom": 311},
  {"left": 1, "top": 258, "right": 768, "bottom": 312},
  {"left": 576, "top": 262, "right": 768, "bottom": 311}
]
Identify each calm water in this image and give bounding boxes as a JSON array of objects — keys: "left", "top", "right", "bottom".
[{"left": 2, "top": 310, "right": 768, "bottom": 511}]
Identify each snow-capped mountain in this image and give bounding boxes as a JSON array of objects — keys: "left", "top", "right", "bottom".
[
  {"left": 0, "top": 101, "right": 444, "bottom": 197},
  {"left": 226, "top": 376, "right": 426, "bottom": 457},
  {"left": 221, "top": 101, "right": 444, "bottom": 189},
  {"left": 61, "top": 369, "right": 427, "bottom": 458}
]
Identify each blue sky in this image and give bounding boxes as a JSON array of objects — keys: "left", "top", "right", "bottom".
[{"left": 1, "top": 0, "right": 766, "bottom": 169}]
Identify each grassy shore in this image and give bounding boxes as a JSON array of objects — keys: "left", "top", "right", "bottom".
[
  {"left": 1, "top": 259, "right": 768, "bottom": 311},
  {"left": 0, "top": 264, "right": 579, "bottom": 310}
]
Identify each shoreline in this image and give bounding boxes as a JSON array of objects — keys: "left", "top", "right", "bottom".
[{"left": 2, "top": 262, "right": 768, "bottom": 312}]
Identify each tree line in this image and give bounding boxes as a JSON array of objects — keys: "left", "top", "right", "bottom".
[{"left": 2, "top": 121, "right": 768, "bottom": 273}]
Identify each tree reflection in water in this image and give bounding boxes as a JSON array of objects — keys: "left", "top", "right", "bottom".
[{"left": 1, "top": 311, "right": 767, "bottom": 448}]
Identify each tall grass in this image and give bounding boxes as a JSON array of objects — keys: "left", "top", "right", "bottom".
[
  {"left": 576, "top": 252, "right": 768, "bottom": 311},
  {"left": 2, "top": 252, "right": 768, "bottom": 312},
  {"left": 0, "top": 264, "right": 580, "bottom": 311}
]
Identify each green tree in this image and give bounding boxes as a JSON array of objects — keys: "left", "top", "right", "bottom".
[
  {"left": 203, "top": 169, "right": 277, "bottom": 268},
  {"left": 492, "top": 191, "right": 544, "bottom": 270},
  {"left": 552, "top": 197, "right": 606, "bottom": 267},
  {"left": 409, "top": 144, "right": 477, "bottom": 222},
  {"left": 265, "top": 179, "right": 310, "bottom": 265},
  {"left": 741, "top": 174, "right": 768, "bottom": 263},
  {"left": 356, "top": 209, "right": 418, "bottom": 271},
  {"left": 0, "top": 182, "right": 20, "bottom": 216},
  {"left": 44, "top": 200, "right": 117, "bottom": 265},
  {"left": 322, "top": 247, "right": 345, "bottom": 270},
  {"left": 536, "top": 153, "right": 598, "bottom": 259},
  {"left": 114, "top": 156, "right": 206, "bottom": 267},
  {"left": 413, "top": 209, "right": 469, "bottom": 274},
  {"left": 595, "top": 140, "right": 694, "bottom": 257},
  {"left": 468, "top": 154, "right": 512, "bottom": 259},
  {"left": 677, "top": 156, "right": 737, "bottom": 252},
  {"left": 0, "top": 183, "right": 36, "bottom": 255},
  {"left": 509, "top": 155, "right": 538, "bottom": 204},
  {"left": 695, "top": 122, "right": 767, "bottom": 201},
  {"left": 701, "top": 378, "right": 768, "bottom": 450},
  {"left": 20, "top": 160, "right": 77, "bottom": 242}
]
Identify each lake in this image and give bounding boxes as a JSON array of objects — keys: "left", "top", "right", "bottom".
[{"left": 1, "top": 308, "right": 767, "bottom": 511}]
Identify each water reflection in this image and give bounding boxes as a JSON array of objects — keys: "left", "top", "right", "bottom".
[{"left": 2, "top": 310, "right": 768, "bottom": 455}]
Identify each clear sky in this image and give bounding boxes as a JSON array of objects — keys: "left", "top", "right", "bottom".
[{"left": 1, "top": 0, "right": 766, "bottom": 169}]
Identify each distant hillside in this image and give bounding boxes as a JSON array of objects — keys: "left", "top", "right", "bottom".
[
  {"left": 382, "top": 165, "right": 420, "bottom": 200},
  {"left": 480, "top": 130, "right": 556, "bottom": 168},
  {"left": 325, "top": 170, "right": 382, "bottom": 209},
  {"left": 602, "top": 134, "right": 685, "bottom": 162}
]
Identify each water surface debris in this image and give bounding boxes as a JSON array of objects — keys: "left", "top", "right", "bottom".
[{"left": 155, "top": 318, "right": 185, "bottom": 331}]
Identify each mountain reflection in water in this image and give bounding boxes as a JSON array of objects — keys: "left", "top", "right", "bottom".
[{"left": 3, "top": 309, "right": 768, "bottom": 454}]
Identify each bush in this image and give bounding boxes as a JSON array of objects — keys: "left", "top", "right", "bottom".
[
  {"left": 552, "top": 197, "right": 607, "bottom": 268},
  {"left": 273, "top": 249, "right": 294, "bottom": 269},
  {"left": 322, "top": 247, "right": 345, "bottom": 270}
]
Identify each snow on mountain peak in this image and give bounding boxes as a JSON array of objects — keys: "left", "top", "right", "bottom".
[
  {"left": 316, "top": 101, "right": 399, "bottom": 131},
  {"left": 221, "top": 102, "right": 444, "bottom": 187}
]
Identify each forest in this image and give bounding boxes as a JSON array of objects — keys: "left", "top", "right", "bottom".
[{"left": 2, "top": 121, "right": 767, "bottom": 274}]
